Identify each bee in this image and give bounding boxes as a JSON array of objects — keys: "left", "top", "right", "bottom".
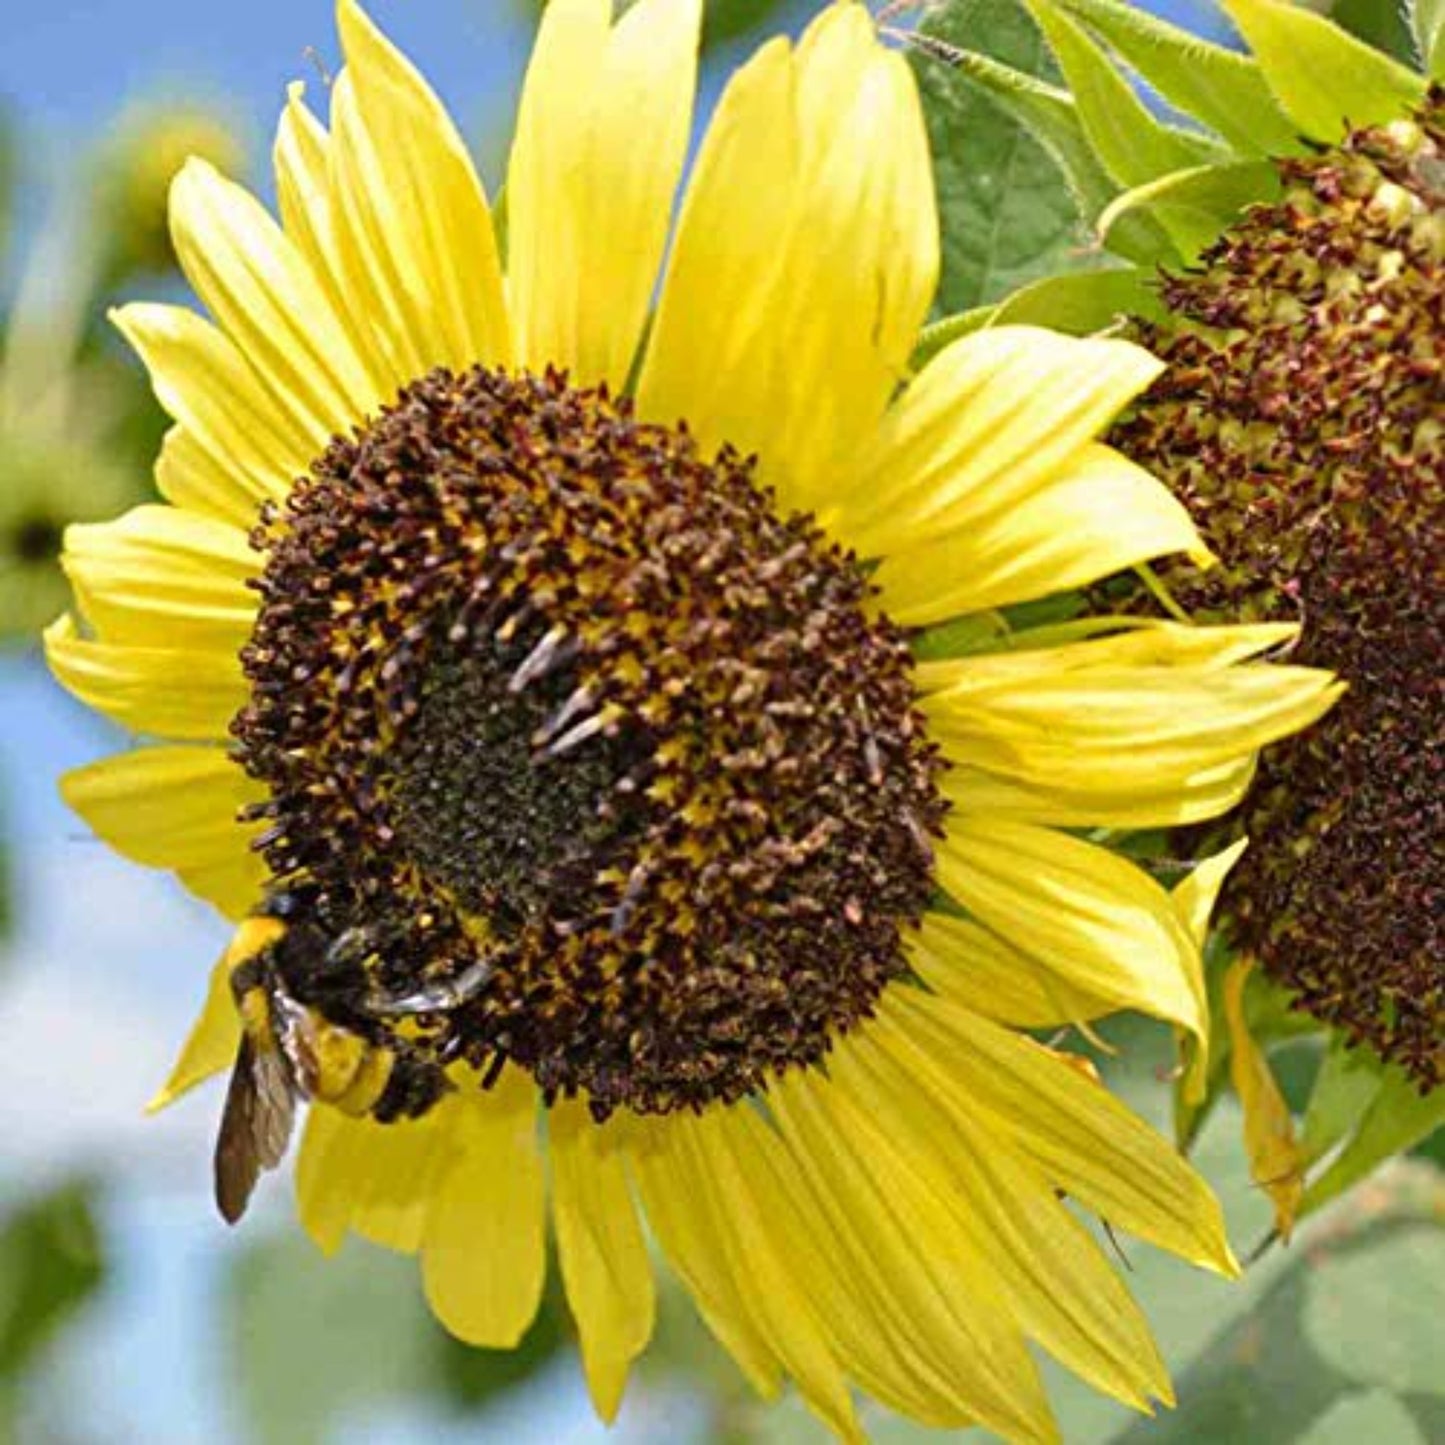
[{"left": 214, "top": 891, "right": 495, "bottom": 1224}]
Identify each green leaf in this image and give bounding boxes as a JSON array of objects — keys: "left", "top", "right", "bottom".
[
  {"left": 1330, "top": 0, "right": 1420, "bottom": 64},
  {"left": 1096, "top": 1166, "right": 1444, "bottom": 1445},
  {"left": 1222, "top": 0, "right": 1428, "bottom": 143},
  {"left": 1301, "top": 1035, "right": 1387, "bottom": 1165},
  {"left": 1411, "top": 0, "right": 1445, "bottom": 75},
  {"left": 1304, "top": 1224, "right": 1445, "bottom": 1400},
  {"left": 1299, "top": 1392, "right": 1429, "bottom": 1445},
  {"left": 0, "top": 1179, "right": 106, "bottom": 1380},
  {"left": 1052, "top": 0, "right": 1300, "bottom": 156},
  {"left": 1098, "top": 159, "right": 1282, "bottom": 263},
  {"left": 910, "top": 305, "right": 1000, "bottom": 368},
  {"left": 1300, "top": 1069, "right": 1445, "bottom": 1220},
  {"left": 1022, "top": 0, "right": 1230, "bottom": 187},
  {"left": 912, "top": 0, "right": 1126, "bottom": 313}
]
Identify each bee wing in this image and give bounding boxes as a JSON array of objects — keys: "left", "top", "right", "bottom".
[{"left": 214, "top": 1034, "right": 298, "bottom": 1225}]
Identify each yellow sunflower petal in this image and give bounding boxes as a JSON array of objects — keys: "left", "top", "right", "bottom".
[
  {"left": 62, "top": 745, "right": 266, "bottom": 919},
  {"left": 45, "top": 613, "right": 243, "bottom": 741},
  {"left": 884, "top": 989, "right": 1237, "bottom": 1274},
  {"left": 1170, "top": 840, "right": 1248, "bottom": 1102},
  {"left": 771, "top": 1068, "right": 1060, "bottom": 1445},
  {"left": 914, "top": 620, "right": 1304, "bottom": 695},
  {"left": 939, "top": 756, "right": 1260, "bottom": 832},
  {"left": 296, "top": 1104, "right": 453, "bottom": 1257},
  {"left": 675, "top": 1112, "right": 860, "bottom": 1442},
  {"left": 169, "top": 156, "right": 382, "bottom": 435},
  {"left": 329, "top": 0, "right": 512, "bottom": 381},
  {"left": 112, "top": 304, "right": 319, "bottom": 508},
  {"left": 146, "top": 953, "right": 239, "bottom": 1112},
  {"left": 836, "top": 1026, "right": 1173, "bottom": 1411},
  {"left": 828, "top": 328, "right": 1163, "bottom": 558},
  {"left": 910, "top": 911, "right": 1107, "bottom": 1028},
  {"left": 640, "top": 5, "right": 935, "bottom": 509},
  {"left": 923, "top": 647, "right": 1342, "bottom": 828},
  {"left": 273, "top": 81, "right": 400, "bottom": 397},
  {"left": 61, "top": 743, "right": 260, "bottom": 868},
  {"left": 508, "top": 0, "right": 700, "bottom": 390},
  {"left": 761, "top": 17, "right": 936, "bottom": 510},
  {"left": 421, "top": 1070, "right": 545, "bottom": 1347},
  {"left": 550, "top": 1100, "right": 655, "bottom": 1423},
  {"left": 175, "top": 856, "right": 268, "bottom": 924},
  {"left": 629, "top": 1119, "right": 784, "bottom": 1399},
  {"left": 274, "top": 82, "right": 336, "bottom": 291},
  {"left": 874, "top": 444, "right": 1206, "bottom": 623},
  {"left": 936, "top": 817, "right": 1206, "bottom": 1050},
  {"left": 1174, "top": 839, "right": 1249, "bottom": 948},
  {"left": 715, "top": 1105, "right": 978, "bottom": 1430},
  {"left": 153, "top": 426, "right": 265, "bottom": 531},
  {"left": 62, "top": 504, "right": 258, "bottom": 652},
  {"left": 635, "top": 35, "right": 795, "bottom": 446}
]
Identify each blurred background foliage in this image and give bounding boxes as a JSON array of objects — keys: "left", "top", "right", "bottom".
[{"left": 0, "top": 1, "right": 1438, "bottom": 1443}]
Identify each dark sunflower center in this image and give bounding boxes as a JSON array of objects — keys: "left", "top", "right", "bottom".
[
  {"left": 11, "top": 514, "right": 61, "bottom": 565},
  {"left": 234, "top": 366, "right": 946, "bottom": 1117},
  {"left": 388, "top": 634, "right": 643, "bottom": 935}
]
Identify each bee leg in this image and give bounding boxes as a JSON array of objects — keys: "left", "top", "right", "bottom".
[{"left": 367, "top": 958, "right": 495, "bottom": 1016}]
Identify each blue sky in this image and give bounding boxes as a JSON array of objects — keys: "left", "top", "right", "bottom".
[{"left": 1, "top": 1, "right": 534, "bottom": 146}]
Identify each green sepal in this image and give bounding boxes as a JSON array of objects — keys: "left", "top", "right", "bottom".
[
  {"left": 912, "top": 265, "right": 1162, "bottom": 371},
  {"left": 1098, "top": 159, "right": 1282, "bottom": 264},
  {"left": 1051, "top": 0, "right": 1300, "bottom": 156},
  {"left": 911, "top": 306, "right": 999, "bottom": 369},
  {"left": 987, "top": 263, "right": 1164, "bottom": 330},
  {"left": 1301, "top": 1034, "right": 1388, "bottom": 1166},
  {"left": 911, "top": 610, "right": 1011, "bottom": 660},
  {"left": 1022, "top": 0, "right": 1231, "bottom": 187},
  {"left": 1222, "top": 0, "right": 1428, "bottom": 143},
  {"left": 1299, "top": 1068, "right": 1445, "bottom": 1222}
]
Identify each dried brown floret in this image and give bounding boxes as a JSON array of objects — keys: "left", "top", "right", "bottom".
[{"left": 1110, "top": 93, "right": 1445, "bottom": 1086}]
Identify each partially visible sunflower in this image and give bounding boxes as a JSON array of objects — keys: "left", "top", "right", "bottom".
[
  {"left": 0, "top": 431, "right": 134, "bottom": 642},
  {"left": 48, "top": 2, "right": 1338, "bottom": 1439},
  {"left": 0, "top": 233, "right": 141, "bottom": 642},
  {"left": 911, "top": 0, "right": 1443, "bottom": 1223},
  {"left": 91, "top": 99, "right": 247, "bottom": 285}
]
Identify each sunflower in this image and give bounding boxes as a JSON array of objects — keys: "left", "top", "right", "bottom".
[
  {"left": 47, "top": 2, "right": 1340, "bottom": 1439},
  {"left": 1, "top": 429, "right": 135, "bottom": 643}
]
